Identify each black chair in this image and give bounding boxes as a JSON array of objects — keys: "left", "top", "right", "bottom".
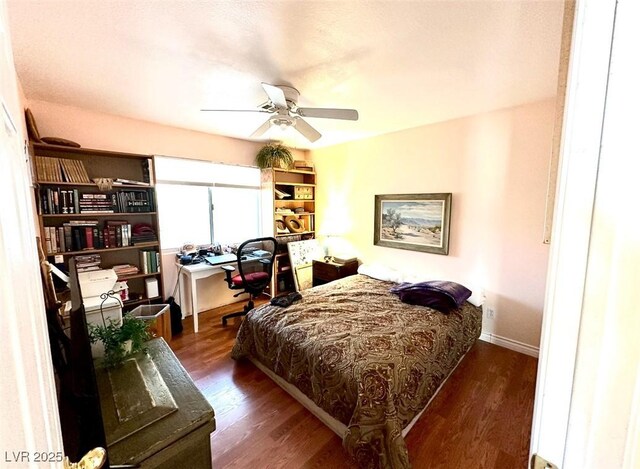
[{"left": 221, "top": 237, "right": 277, "bottom": 326}]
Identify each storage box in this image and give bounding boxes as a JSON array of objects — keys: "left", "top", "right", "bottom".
[
  {"left": 130, "top": 304, "right": 171, "bottom": 342},
  {"left": 145, "top": 278, "right": 159, "bottom": 299},
  {"left": 293, "top": 160, "right": 314, "bottom": 171},
  {"left": 294, "top": 186, "right": 313, "bottom": 200},
  {"left": 78, "top": 269, "right": 118, "bottom": 298}
]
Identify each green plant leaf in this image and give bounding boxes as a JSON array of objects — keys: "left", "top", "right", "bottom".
[{"left": 255, "top": 143, "right": 293, "bottom": 169}]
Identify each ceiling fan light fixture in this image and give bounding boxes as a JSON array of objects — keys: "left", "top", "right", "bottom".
[{"left": 270, "top": 115, "right": 295, "bottom": 130}]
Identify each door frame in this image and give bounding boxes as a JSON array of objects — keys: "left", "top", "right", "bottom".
[{"left": 529, "top": 0, "right": 618, "bottom": 466}]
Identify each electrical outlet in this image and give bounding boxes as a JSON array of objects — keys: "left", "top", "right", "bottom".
[{"left": 487, "top": 307, "right": 496, "bottom": 319}]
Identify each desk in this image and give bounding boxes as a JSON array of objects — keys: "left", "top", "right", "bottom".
[{"left": 176, "top": 254, "right": 237, "bottom": 333}]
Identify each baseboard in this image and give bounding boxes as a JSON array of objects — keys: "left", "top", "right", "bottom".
[{"left": 480, "top": 332, "right": 539, "bottom": 358}]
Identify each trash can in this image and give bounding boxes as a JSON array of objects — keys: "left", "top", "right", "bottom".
[{"left": 130, "top": 304, "right": 171, "bottom": 343}]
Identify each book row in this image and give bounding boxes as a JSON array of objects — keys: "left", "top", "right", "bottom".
[
  {"left": 40, "top": 188, "right": 155, "bottom": 215},
  {"left": 35, "top": 156, "right": 90, "bottom": 183},
  {"left": 43, "top": 221, "right": 155, "bottom": 254},
  {"left": 139, "top": 250, "right": 161, "bottom": 275}
]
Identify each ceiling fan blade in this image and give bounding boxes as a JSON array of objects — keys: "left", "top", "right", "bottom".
[
  {"left": 296, "top": 107, "right": 359, "bottom": 121},
  {"left": 293, "top": 117, "right": 322, "bottom": 142},
  {"left": 262, "top": 83, "right": 288, "bottom": 109},
  {"left": 250, "top": 118, "right": 272, "bottom": 138},
  {"left": 200, "top": 108, "right": 270, "bottom": 113}
]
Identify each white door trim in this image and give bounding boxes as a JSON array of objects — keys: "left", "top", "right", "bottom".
[{"left": 529, "top": 0, "right": 617, "bottom": 466}]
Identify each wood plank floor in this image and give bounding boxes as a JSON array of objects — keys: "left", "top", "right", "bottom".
[{"left": 169, "top": 301, "right": 537, "bottom": 468}]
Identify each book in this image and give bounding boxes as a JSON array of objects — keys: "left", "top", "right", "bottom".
[
  {"left": 274, "top": 188, "right": 291, "bottom": 199},
  {"left": 84, "top": 227, "right": 94, "bottom": 250},
  {"left": 114, "top": 178, "right": 150, "bottom": 186},
  {"left": 44, "top": 227, "right": 52, "bottom": 254},
  {"left": 51, "top": 226, "right": 58, "bottom": 253},
  {"left": 72, "top": 228, "right": 83, "bottom": 251},
  {"left": 113, "top": 264, "right": 139, "bottom": 277},
  {"left": 139, "top": 250, "right": 149, "bottom": 274},
  {"left": 58, "top": 227, "right": 65, "bottom": 252},
  {"left": 73, "top": 189, "right": 80, "bottom": 214},
  {"left": 63, "top": 225, "right": 72, "bottom": 252}
]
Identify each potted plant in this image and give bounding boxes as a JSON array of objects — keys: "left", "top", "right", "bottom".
[
  {"left": 255, "top": 143, "right": 294, "bottom": 169},
  {"left": 89, "top": 313, "right": 151, "bottom": 368}
]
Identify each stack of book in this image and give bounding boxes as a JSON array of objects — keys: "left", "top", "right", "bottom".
[
  {"left": 79, "top": 192, "right": 114, "bottom": 214},
  {"left": 139, "top": 250, "right": 161, "bottom": 274},
  {"left": 112, "top": 264, "right": 140, "bottom": 279},
  {"left": 74, "top": 254, "right": 102, "bottom": 272}
]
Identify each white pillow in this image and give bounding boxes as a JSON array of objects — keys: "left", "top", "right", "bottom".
[
  {"left": 467, "top": 288, "right": 485, "bottom": 307},
  {"left": 357, "top": 263, "right": 404, "bottom": 283}
]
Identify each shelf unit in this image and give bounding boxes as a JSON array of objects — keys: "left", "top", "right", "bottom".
[
  {"left": 31, "top": 143, "right": 164, "bottom": 311},
  {"left": 261, "top": 167, "right": 316, "bottom": 296}
]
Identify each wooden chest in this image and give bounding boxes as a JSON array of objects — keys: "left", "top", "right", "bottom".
[{"left": 96, "top": 339, "right": 215, "bottom": 468}]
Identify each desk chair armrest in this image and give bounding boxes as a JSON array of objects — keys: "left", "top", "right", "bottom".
[{"left": 221, "top": 264, "right": 236, "bottom": 287}]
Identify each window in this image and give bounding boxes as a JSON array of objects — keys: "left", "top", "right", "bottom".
[
  {"left": 212, "top": 185, "right": 261, "bottom": 245},
  {"left": 155, "top": 184, "right": 212, "bottom": 249},
  {"left": 155, "top": 157, "right": 261, "bottom": 250}
]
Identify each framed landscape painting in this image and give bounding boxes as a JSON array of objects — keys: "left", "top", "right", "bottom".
[{"left": 374, "top": 193, "right": 452, "bottom": 255}]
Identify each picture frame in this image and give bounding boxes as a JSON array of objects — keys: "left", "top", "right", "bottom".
[{"left": 374, "top": 193, "right": 452, "bottom": 255}]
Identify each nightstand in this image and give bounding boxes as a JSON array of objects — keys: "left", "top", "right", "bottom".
[{"left": 312, "top": 259, "right": 359, "bottom": 287}]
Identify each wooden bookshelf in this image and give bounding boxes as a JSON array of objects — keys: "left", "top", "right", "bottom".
[
  {"left": 261, "top": 167, "right": 316, "bottom": 296},
  {"left": 31, "top": 143, "right": 164, "bottom": 308}
]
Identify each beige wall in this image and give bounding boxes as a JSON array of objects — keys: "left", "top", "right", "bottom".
[
  {"left": 27, "top": 99, "right": 306, "bottom": 165},
  {"left": 26, "top": 99, "right": 307, "bottom": 313},
  {"left": 311, "top": 99, "right": 554, "bottom": 348}
]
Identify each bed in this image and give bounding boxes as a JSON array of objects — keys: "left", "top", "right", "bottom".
[{"left": 231, "top": 274, "right": 482, "bottom": 468}]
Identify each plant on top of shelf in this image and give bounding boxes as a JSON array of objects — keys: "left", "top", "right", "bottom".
[
  {"left": 255, "top": 143, "right": 294, "bottom": 170},
  {"left": 89, "top": 313, "right": 151, "bottom": 368}
]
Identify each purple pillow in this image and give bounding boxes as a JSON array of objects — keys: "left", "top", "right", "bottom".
[{"left": 390, "top": 280, "right": 472, "bottom": 313}]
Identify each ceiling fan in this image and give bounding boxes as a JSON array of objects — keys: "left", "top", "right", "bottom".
[{"left": 201, "top": 83, "right": 359, "bottom": 143}]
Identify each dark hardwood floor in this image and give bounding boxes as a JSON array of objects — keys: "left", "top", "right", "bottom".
[{"left": 169, "top": 301, "right": 537, "bottom": 468}]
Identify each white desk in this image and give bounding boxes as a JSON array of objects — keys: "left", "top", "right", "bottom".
[{"left": 176, "top": 255, "right": 237, "bottom": 333}]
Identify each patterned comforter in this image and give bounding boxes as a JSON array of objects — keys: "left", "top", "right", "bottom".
[{"left": 231, "top": 274, "right": 482, "bottom": 468}]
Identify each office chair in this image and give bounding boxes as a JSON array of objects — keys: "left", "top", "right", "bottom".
[{"left": 221, "top": 237, "right": 277, "bottom": 326}]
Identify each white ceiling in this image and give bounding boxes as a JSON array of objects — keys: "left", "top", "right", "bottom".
[{"left": 7, "top": 0, "right": 564, "bottom": 150}]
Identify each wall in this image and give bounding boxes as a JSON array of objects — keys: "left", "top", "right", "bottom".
[
  {"left": 0, "top": 0, "right": 64, "bottom": 461},
  {"left": 28, "top": 99, "right": 276, "bottom": 165},
  {"left": 311, "top": 99, "right": 554, "bottom": 349},
  {"left": 27, "top": 99, "right": 306, "bottom": 314}
]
